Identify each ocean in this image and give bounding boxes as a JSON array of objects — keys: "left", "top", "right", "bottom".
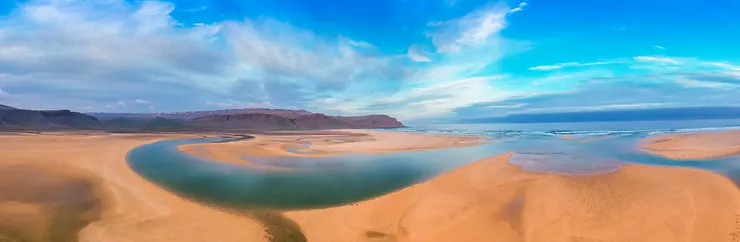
[{"left": 396, "top": 119, "right": 740, "bottom": 138}]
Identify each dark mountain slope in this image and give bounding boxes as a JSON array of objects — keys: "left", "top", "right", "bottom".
[{"left": 0, "top": 107, "right": 100, "bottom": 128}]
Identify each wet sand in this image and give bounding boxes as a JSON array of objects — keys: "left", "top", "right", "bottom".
[
  {"left": 641, "top": 130, "right": 740, "bottom": 159},
  {"left": 1, "top": 130, "right": 739, "bottom": 242}
]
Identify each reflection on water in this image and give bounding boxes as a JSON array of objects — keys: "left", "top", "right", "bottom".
[{"left": 127, "top": 127, "right": 740, "bottom": 210}]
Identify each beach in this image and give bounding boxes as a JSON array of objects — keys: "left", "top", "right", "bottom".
[
  {"left": 0, "top": 129, "right": 739, "bottom": 242},
  {"left": 641, "top": 130, "right": 740, "bottom": 160},
  {"left": 0, "top": 133, "right": 268, "bottom": 242}
]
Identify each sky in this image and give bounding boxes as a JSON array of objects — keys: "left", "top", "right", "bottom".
[{"left": 0, "top": 0, "right": 739, "bottom": 123}]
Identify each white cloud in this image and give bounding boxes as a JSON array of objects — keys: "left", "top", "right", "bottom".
[
  {"left": 522, "top": 102, "right": 677, "bottom": 113},
  {"left": 104, "top": 105, "right": 113, "bottom": 108},
  {"left": 134, "top": 99, "right": 149, "bottom": 104},
  {"left": 675, "top": 78, "right": 735, "bottom": 89},
  {"left": 308, "top": 3, "right": 530, "bottom": 120},
  {"left": 205, "top": 99, "right": 274, "bottom": 108},
  {"left": 653, "top": 45, "right": 666, "bottom": 50},
  {"left": 705, "top": 62, "right": 740, "bottom": 72},
  {"left": 508, "top": 2, "right": 528, "bottom": 13},
  {"left": 483, "top": 103, "right": 527, "bottom": 109},
  {"left": 0, "top": 0, "right": 237, "bottom": 98},
  {"left": 428, "top": 3, "right": 509, "bottom": 53},
  {"left": 0, "top": 87, "right": 7, "bottom": 97},
  {"left": 0, "top": 0, "right": 415, "bottom": 113},
  {"left": 223, "top": 19, "right": 401, "bottom": 90},
  {"left": 528, "top": 61, "right": 617, "bottom": 71},
  {"left": 116, "top": 101, "right": 127, "bottom": 107},
  {"left": 634, "top": 56, "right": 683, "bottom": 65},
  {"left": 317, "top": 75, "right": 515, "bottom": 120},
  {"left": 407, "top": 45, "right": 432, "bottom": 62},
  {"left": 149, "top": 105, "right": 155, "bottom": 109}
]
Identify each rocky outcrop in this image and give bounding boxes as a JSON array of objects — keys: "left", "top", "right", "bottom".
[{"left": 0, "top": 107, "right": 100, "bottom": 129}]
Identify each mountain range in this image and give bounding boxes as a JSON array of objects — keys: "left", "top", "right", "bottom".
[{"left": 0, "top": 104, "right": 404, "bottom": 131}]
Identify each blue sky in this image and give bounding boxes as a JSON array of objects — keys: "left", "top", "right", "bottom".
[{"left": 0, "top": 0, "right": 739, "bottom": 123}]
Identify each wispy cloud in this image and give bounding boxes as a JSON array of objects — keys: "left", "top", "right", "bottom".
[
  {"left": 205, "top": 99, "right": 274, "bottom": 108},
  {"left": 528, "top": 61, "right": 617, "bottom": 71},
  {"left": 407, "top": 45, "right": 432, "bottom": 62},
  {"left": 706, "top": 62, "right": 740, "bottom": 72},
  {"left": 634, "top": 56, "right": 684, "bottom": 65},
  {"left": 225, "top": 18, "right": 403, "bottom": 91},
  {"left": 674, "top": 78, "right": 737, "bottom": 89},
  {"left": 522, "top": 102, "right": 677, "bottom": 113},
  {"left": 653, "top": 45, "right": 666, "bottom": 50},
  {"left": 508, "top": 2, "right": 528, "bottom": 13},
  {"left": 134, "top": 99, "right": 150, "bottom": 104},
  {"left": 0, "top": 0, "right": 405, "bottom": 112},
  {"left": 428, "top": 3, "right": 510, "bottom": 53}
]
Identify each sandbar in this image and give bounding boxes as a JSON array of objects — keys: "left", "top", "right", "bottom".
[
  {"left": 641, "top": 130, "right": 740, "bottom": 159},
  {"left": 179, "top": 129, "right": 486, "bottom": 164}
]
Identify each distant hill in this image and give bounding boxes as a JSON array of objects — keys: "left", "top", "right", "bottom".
[
  {"left": 91, "top": 108, "right": 404, "bottom": 131},
  {"left": 0, "top": 105, "right": 404, "bottom": 131},
  {"left": 191, "top": 112, "right": 403, "bottom": 130},
  {"left": 0, "top": 104, "right": 17, "bottom": 110},
  {"left": 89, "top": 108, "right": 315, "bottom": 120},
  {"left": 0, "top": 106, "right": 100, "bottom": 129},
  {"left": 460, "top": 106, "right": 740, "bottom": 123}
]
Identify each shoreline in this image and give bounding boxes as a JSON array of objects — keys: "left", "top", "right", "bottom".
[{"left": 0, "top": 129, "right": 739, "bottom": 241}]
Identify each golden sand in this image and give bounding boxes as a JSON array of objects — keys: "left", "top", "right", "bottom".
[
  {"left": 1, "top": 130, "right": 739, "bottom": 242},
  {"left": 182, "top": 130, "right": 740, "bottom": 242},
  {"left": 283, "top": 159, "right": 740, "bottom": 242},
  {"left": 0, "top": 133, "right": 268, "bottom": 242},
  {"left": 641, "top": 130, "right": 740, "bottom": 159},
  {"left": 179, "top": 130, "right": 485, "bottom": 163}
]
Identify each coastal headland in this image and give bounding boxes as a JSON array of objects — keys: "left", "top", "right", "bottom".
[{"left": 0, "top": 129, "right": 739, "bottom": 242}]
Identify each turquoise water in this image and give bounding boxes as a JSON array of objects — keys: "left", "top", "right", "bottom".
[
  {"left": 126, "top": 137, "right": 508, "bottom": 209},
  {"left": 127, "top": 120, "right": 740, "bottom": 210}
]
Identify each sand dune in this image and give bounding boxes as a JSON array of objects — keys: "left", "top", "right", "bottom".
[{"left": 641, "top": 130, "right": 740, "bottom": 159}]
